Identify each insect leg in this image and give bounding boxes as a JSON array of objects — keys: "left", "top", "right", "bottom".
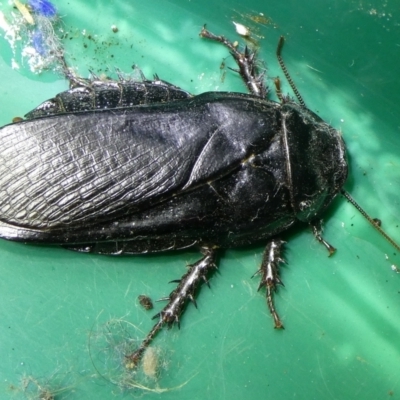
[
  {"left": 310, "top": 220, "right": 336, "bottom": 256},
  {"left": 125, "top": 246, "right": 217, "bottom": 367},
  {"left": 253, "top": 239, "right": 285, "bottom": 329},
  {"left": 199, "top": 25, "right": 267, "bottom": 98}
]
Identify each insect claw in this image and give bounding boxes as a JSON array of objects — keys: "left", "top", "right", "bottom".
[
  {"left": 274, "top": 320, "right": 284, "bottom": 330},
  {"left": 169, "top": 279, "right": 181, "bottom": 284},
  {"left": 199, "top": 25, "right": 213, "bottom": 40},
  {"left": 327, "top": 245, "right": 336, "bottom": 256}
]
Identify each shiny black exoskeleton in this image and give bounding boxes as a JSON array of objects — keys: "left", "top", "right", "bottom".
[
  {"left": 0, "top": 27, "right": 347, "bottom": 365},
  {"left": 0, "top": 92, "right": 346, "bottom": 246},
  {"left": 24, "top": 73, "right": 191, "bottom": 119}
]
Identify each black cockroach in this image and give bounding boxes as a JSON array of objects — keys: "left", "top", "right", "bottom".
[{"left": 0, "top": 26, "right": 398, "bottom": 367}]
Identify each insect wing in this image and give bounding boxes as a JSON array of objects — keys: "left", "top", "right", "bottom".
[{"left": 0, "top": 92, "right": 279, "bottom": 242}]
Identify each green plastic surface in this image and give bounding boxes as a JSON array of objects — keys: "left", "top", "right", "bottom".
[{"left": 1, "top": 1, "right": 400, "bottom": 399}]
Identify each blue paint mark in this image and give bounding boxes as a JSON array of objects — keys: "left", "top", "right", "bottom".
[
  {"left": 28, "top": 0, "right": 57, "bottom": 18},
  {"left": 32, "top": 29, "right": 46, "bottom": 55}
]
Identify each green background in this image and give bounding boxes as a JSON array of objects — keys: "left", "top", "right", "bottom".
[{"left": 1, "top": 0, "right": 400, "bottom": 399}]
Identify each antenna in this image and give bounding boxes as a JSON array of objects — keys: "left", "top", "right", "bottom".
[
  {"left": 341, "top": 189, "right": 400, "bottom": 252},
  {"left": 276, "top": 36, "right": 306, "bottom": 107}
]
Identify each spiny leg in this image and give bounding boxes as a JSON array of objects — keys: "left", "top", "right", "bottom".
[
  {"left": 253, "top": 239, "right": 285, "bottom": 329},
  {"left": 311, "top": 220, "right": 336, "bottom": 256},
  {"left": 125, "top": 246, "right": 217, "bottom": 367},
  {"left": 199, "top": 25, "right": 267, "bottom": 98}
]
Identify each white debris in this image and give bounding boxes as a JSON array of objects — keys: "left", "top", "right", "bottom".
[{"left": 233, "top": 21, "right": 250, "bottom": 37}]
